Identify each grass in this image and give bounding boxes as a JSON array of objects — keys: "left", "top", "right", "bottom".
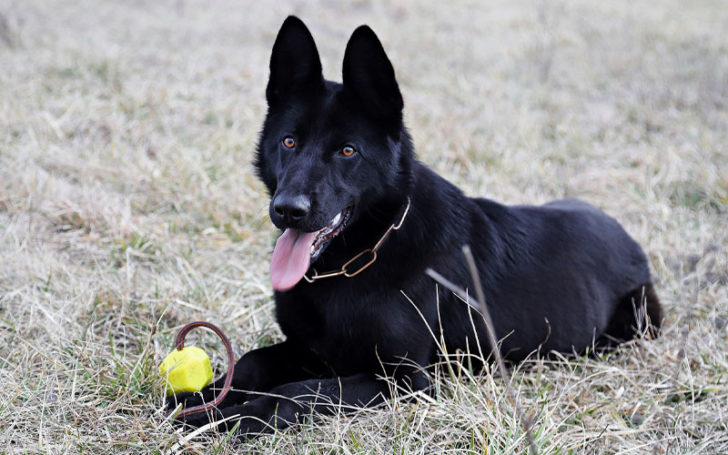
[{"left": 1, "top": 0, "right": 727, "bottom": 453}]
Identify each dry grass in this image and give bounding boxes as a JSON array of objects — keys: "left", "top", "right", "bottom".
[{"left": 1, "top": 0, "right": 727, "bottom": 453}]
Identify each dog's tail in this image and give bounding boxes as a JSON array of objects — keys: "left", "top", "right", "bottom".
[{"left": 597, "top": 282, "right": 663, "bottom": 348}]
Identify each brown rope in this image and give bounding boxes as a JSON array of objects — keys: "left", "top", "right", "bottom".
[{"left": 169, "top": 321, "right": 235, "bottom": 419}]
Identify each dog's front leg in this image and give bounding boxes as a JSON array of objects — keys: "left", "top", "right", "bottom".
[
  {"left": 197, "top": 372, "right": 403, "bottom": 436},
  {"left": 168, "top": 340, "right": 328, "bottom": 421}
]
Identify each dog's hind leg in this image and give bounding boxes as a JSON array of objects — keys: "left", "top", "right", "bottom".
[{"left": 596, "top": 283, "right": 663, "bottom": 348}]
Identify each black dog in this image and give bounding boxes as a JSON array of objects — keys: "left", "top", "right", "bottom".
[{"left": 170, "top": 16, "right": 662, "bottom": 435}]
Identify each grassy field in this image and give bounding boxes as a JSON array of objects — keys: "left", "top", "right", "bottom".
[{"left": 1, "top": 0, "right": 727, "bottom": 453}]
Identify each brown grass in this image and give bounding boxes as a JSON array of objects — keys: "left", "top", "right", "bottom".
[{"left": 1, "top": 0, "right": 727, "bottom": 453}]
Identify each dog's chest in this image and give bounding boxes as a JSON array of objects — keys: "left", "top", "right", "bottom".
[{"left": 275, "top": 285, "right": 400, "bottom": 372}]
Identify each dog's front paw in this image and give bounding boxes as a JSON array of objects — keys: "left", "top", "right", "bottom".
[
  {"left": 232, "top": 395, "right": 303, "bottom": 436},
  {"left": 166, "top": 391, "right": 206, "bottom": 413},
  {"left": 176, "top": 408, "right": 225, "bottom": 428}
]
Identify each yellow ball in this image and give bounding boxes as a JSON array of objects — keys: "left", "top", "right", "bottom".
[{"left": 160, "top": 346, "right": 213, "bottom": 396}]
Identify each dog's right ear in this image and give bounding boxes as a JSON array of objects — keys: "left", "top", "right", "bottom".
[{"left": 266, "top": 16, "right": 324, "bottom": 106}]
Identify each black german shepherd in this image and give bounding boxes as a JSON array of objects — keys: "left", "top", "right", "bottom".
[{"left": 171, "top": 16, "right": 662, "bottom": 435}]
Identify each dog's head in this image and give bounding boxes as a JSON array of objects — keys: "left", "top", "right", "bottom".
[{"left": 255, "top": 16, "right": 412, "bottom": 291}]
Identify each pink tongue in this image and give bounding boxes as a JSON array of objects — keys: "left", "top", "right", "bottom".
[{"left": 270, "top": 228, "right": 318, "bottom": 291}]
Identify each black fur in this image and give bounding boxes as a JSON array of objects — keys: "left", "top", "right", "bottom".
[{"left": 169, "top": 16, "right": 662, "bottom": 436}]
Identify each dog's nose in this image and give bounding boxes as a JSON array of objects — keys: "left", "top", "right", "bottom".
[{"left": 272, "top": 194, "right": 311, "bottom": 224}]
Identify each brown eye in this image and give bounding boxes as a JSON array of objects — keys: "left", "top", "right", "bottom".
[
  {"left": 282, "top": 136, "right": 296, "bottom": 149},
  {"left": 341, "top": 145, "right": 356, "bottom": 157}
]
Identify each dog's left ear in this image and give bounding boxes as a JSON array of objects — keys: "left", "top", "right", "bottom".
[{"left": 342, "top": 26, "right": 404, "bottom": 123}]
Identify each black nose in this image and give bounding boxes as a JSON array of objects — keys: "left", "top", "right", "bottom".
[{"left": 272, "top": 194, "right": 311, "bottom": 224}]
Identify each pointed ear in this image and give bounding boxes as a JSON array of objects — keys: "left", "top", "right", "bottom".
[
  {"left": 266, "top": 16, "right": 324, "bottom": 105},
  {"left": 342, "top": 26, "right": 403, "bottom": 122}
]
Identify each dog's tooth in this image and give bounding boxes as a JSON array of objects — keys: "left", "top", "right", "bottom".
[{"left": 332, "top": 212, "right": 341, "bottom": 225}]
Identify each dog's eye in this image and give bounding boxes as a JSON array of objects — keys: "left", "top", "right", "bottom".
[
  {"left": 341, "top": 145, "right": 356, "bottom": 157},
  {"left": 282, "top": 136, "right": 296, "bottom": 149}
]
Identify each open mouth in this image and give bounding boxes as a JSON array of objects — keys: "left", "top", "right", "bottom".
[
  {"left": 310, "top": 207, "right": 352, "bottom": 260},
  {"left": 270, "top": 206, "right": 352, "bottom": 291}
]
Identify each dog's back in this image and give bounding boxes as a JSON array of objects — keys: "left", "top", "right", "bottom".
[
  {"left": 384, "top": 165, "right": 661, "bottom": 362},
  {"left": 462, "top": 196, "right": 661, "bottom": 358}
]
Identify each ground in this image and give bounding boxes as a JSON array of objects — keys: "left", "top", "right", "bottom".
[{"left": 1, "top": 0, "right": 727, "bottom": 453}]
